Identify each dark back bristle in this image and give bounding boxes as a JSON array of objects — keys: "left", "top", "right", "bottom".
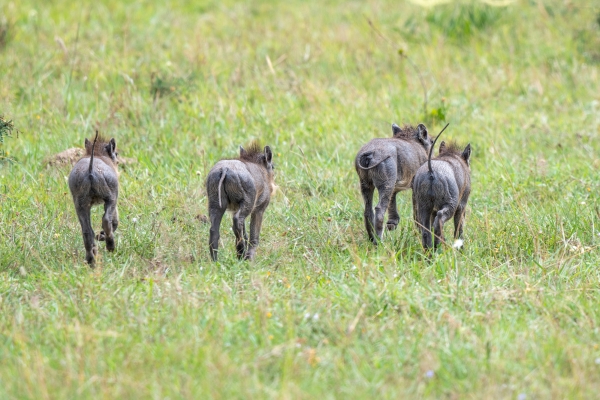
[
  {"left": 239, "top": 141, "right": 265, "bottom": 164},
  {"left": 393, "top": 124, "right": 420, "bottom": 140},
  {"left": 439, "top": 141, "right": 464, "bottom": 156},
  {"left": 85, "top": 135, "right": 112, "bottom": 156}
]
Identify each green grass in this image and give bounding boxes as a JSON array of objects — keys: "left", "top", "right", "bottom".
[{"left": 1, "top": 0, "right": 600, "bottom": 398}]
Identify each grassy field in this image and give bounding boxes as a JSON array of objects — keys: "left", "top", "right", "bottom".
[{"left": 1, "top": 0, "right": 600, "bottom": 398}]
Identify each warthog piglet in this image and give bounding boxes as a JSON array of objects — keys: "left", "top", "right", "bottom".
[
  {"left": 412, "top": 133, "right": 471, "bottom": 251},
  {"left": 68, "top": 131, "right": 119, "bottom": 266},
  {"left": 206, "top": 143, "right": 275, "bottom": 261}
]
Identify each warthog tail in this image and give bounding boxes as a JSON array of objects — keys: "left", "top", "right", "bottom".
[
  {"left": 357, "top": 152, "right": 391, "bottom": 170},
  {"left": 218, "top": 167, "right": 228, "bottom": 208},
  {"left": 88, "top": 130, "right": 99, "bottom": 175},
  {"left": 428, "top": 123, "right": 450, "bottom": 177}
]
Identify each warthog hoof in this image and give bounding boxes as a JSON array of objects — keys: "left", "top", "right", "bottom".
[
  {"left": 97, "top": 231, "right": 106, "bottom": 241},
  {"left": 86, "top": 255, "right": 96, "bottom": 266},
  {"left": 106, "top": 237, "right": 115, "bottom": 252},
  {"left": 386, "top": 222, "right": 398, "bottom": 231}
]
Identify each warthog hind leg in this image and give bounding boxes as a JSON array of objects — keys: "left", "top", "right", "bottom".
[
  {"left": 360, "top": 183, "right": 376, "bottom": 243},
  {"left": 76, "top": 201, "right": 97, "bottom": 266},
  {"left": 209, "top": 206, "right": 226, "bottom": 261}
]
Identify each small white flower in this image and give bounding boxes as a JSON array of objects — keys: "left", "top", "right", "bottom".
[
  {"left": 595, "top": 357, "right": 600, "bottom": 365},
  {"left": 580, "top": 201, "right": 586, "bottom": 205},
  {"left": 132, "top": 217, "right": 138, "bottom": 223},
  {"left": 452, "top": 239, "right": 464, "bottom": 249},
  {"left": 424, "top": 370, "right": 434, "bottom": 379},
  {"left": 304, "top": 312, "right": 311, "bottom": 319},
  {"left": 312, "top": 313, "right": 319, "bottom": 321},
  {"left": 517, "top": 393, "right": 527, "bottom": 400}
]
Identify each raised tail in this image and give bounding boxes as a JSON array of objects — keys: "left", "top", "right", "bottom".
[
  {"left": 217, "top": 167, "right": 228, "bottom": 208},
  {"left": 88, "top": 130, "right": 99, "bottom": 175},
  {"left": 427, "top": 123, "right": 450, "bottom": 176}
]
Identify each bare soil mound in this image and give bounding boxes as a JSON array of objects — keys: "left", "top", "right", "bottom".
[{"left": 45, "top": 148, "right": 136, "bottom": 167}]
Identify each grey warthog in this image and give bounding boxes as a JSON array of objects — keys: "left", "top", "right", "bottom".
[
  {"left": 412, "top": 129, "right": 471, "bottom": 251},
  {"left": 206, "top": 143, "right": 275, "bottom": 261},
  {"left": 355, "top": 123, "right": 433, "bottom": 243},
  {"left": 68, "top": 131, "right": 119, "bottom": 266}
]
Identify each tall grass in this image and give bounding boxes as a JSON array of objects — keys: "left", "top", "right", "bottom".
[{"left": 1, "top": 0, "right": 599, "bottom": 398}]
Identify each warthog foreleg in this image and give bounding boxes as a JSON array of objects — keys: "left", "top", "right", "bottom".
[
  {"left": 386, "top": 191, "right": 400, "bottom": 231},
  {"left": 374, "top": 184, "right": 393, "bottom": 242},
  {"left": 102, "top": 199, "right": 118, "bottom": 252},
  {"left": 232, "top": 201, "right": 252, "bottom": 259},
  {"left": 246, "top": 206, "right": 267, "bottom": 261},
  {"left": 453, "top": 205, "right": 465, "bottom": 248},
  {"left": 98, "top": 207, "right": 119, "bottom": 243}
]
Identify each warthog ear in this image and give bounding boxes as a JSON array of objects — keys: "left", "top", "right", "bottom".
[
  {"left": 264, "top": 146, "right": 273, "bottom": 164},
  {"left": 105, "top": 138, "right": 116, "bottom": 156},
  {"left": 391, "top": 123, "right": 401, "bottom": 136},
  {"left": 239, "top": 146, "right": 247, "bottom": 158},
  {"left": 417, "top": 123, "right": 428, "bottom": 146},
  {"left": 439, "top": 141, "right": 447, "bottom": 154},
  {"left": 462, "top": 143, "right": 471, "bottom": 166}
]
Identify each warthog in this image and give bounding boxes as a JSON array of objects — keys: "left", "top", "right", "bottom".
[
  {"left": 68, "top": 131, "right": 119, "bottom": 266},
  {"left": 206, "top": 143, "right": 275, "bottom": 261},
  {"left": 412, "top": 129, "right": 471, "bottom": 251},
  {"left": 355, "top": 123, "right": 433, "bottom": 243}
]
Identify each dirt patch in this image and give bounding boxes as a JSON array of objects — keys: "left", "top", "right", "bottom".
[{"left": 45, "top": 147, "right": 136, "bottom": 167}]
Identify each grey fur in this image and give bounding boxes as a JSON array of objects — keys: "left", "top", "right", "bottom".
[
  {"left": 412, "top": 140, "right": 471, "bottom": 251},
  {"left": 355, "top": 123, "right": 433, "bottom": 243},
  {"left": 206, "top": 144, "right": 275, "bottom": 261},
  {"left": 68, "top": 132, "right": 119, "bottom": 266}
]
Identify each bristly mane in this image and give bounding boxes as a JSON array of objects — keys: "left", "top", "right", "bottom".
[
  {"left": 393, "top": 125, "right": 420, "bottom": 140},
  {"left": 439, "top": 141, "right": 464, "bottom": 156},
  {"left": 85, "top": 135, "right": 111, "bottom": 156},
  {"left": 239, "top": 141, "right": 265, "bottom": 164}
]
